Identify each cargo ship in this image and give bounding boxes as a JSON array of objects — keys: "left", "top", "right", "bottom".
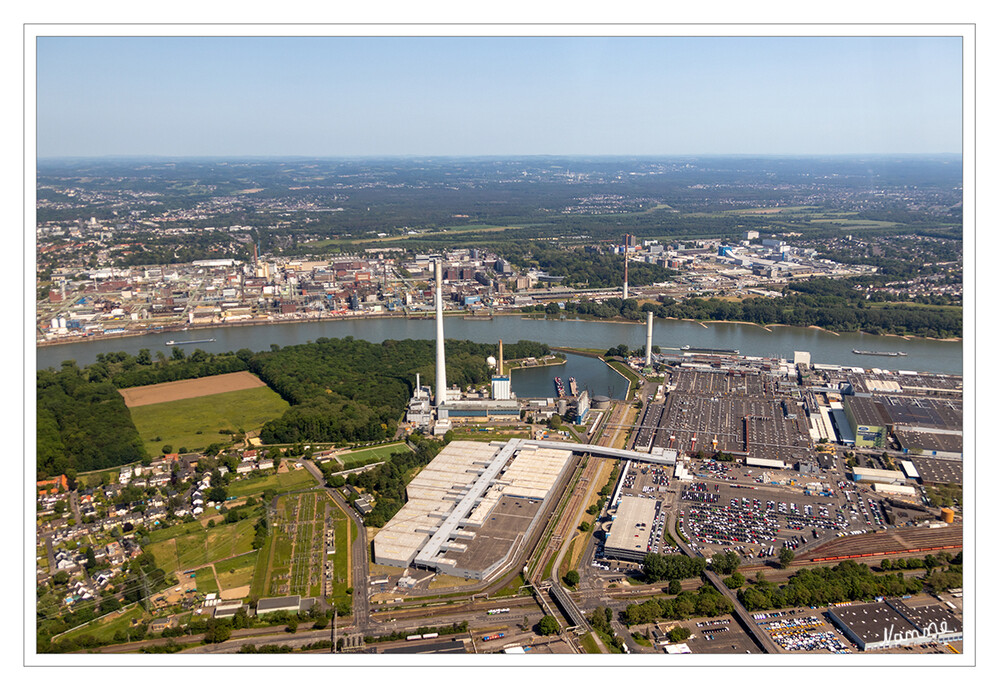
[
  {"left": 684, "top": 347, "right": 739, "bottom": 355},
  {"left": 852, "top": 349, "right": 907, "bottom": 357},
  {"left": 568, "top": 377, "right": 579, "bottom": 396},
  {"left": 165, "top": 338, "right": 217, "bottom": 346},
  {"left": 554, "top": 376, "right": 566, "bottom": 397}
]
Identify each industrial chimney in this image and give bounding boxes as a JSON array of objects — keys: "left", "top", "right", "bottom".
[
  {"left": 623, "top": 234, "right": 629, "bottom": 300},
  {"left": 645, "top": 311, "right": 653, "bottom": 367},
  {"left": 498, "top": 339, "right": 504, "bottom": 375},
  {"left": 435, "top": 259, "right": 447, "bottom": 407}
]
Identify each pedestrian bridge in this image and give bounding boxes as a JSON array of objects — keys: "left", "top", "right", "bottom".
[{"left": 518, "top": 438, "right": 677, "bottom": 465}]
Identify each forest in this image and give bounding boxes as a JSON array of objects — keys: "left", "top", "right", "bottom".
[
  {"left": 534, "top": 278, "right": 962, "bottom": 339},
  {"left": 37, "top": 338, "right": 550, "bottom": 478},
  {"left": 252, "top": 337, "right": 548, "bottom": 444},
  {"left": 37, "top": 362, "right": 150, "bottom": 478}
]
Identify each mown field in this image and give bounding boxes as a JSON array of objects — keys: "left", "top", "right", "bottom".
[
  {"left": 146, "top": 518, "right": 258, "bottom": 574},
  {"left": 336, "top": 442, "right": 407, "bottom": 465},
  {"left": 226, "top": 469, "right": 317, "bottom": 498},
  {"left": 216, "top": 552, "right": 258, "bottom": 592},
  {"left": 128, "top": 386, "right": 290, "bottom": 456}
]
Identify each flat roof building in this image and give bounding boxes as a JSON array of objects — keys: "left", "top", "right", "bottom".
[
  {"left": 851, "top": 467, "right": 905, "bottom": 483},
  {"left": 604, "top": 495, "right": 659, "bottom": 562},
  {"left": 373, "top": 440, "right": 575, "bottom": 580},
  {"left": 827, "top": 600, "right": 962, "bottom": 651}
]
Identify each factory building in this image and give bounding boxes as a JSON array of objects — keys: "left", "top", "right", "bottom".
[
  {"left": 827, "top": 600, "right": 962, "bottom": 651},
  {"left": 850, "top": 466, "right": 906, "bottom": 484},
  {"left": 373, "top": 439, "right": 575, "bottom": 580},
  {"left": 843, "top": 397, "right": 887, "bottom": 448}
]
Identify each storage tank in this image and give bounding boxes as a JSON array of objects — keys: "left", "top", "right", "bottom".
[
  {"left": 591, "top": 395, "right": 612, "bottom": 410},
  {"left": 940, "top": 507, "right": 955, "bottom": 523}
]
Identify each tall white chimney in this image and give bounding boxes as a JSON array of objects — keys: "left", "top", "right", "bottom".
[
  {"left": 435, "top": 259, "right": 447, "bottom": 407},
  {"left": 645, "top": 311, "right": 653, "bottom": 367},
  {"left": 623, "top": 243, "right": 629, "bottom": 300}
]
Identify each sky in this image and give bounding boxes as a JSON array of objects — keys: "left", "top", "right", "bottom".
[{"left": 35, "top": 36, "right": 964, "bottom": 158}]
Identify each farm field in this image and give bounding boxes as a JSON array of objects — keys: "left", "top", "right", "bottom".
[
  {"left": 119, "top": 371, "right": 268, "bottom": 407},
  {"left": 127, "top": 385, "right": 290, "bottom": 456}
]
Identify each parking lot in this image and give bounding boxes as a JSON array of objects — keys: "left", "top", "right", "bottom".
[
  {"left": 676, "top": 477, "right": 854, "bottom": 556},
  {"left": 754, "top": 611, "right": 852, "bottom": 653},
  {"left": 679, "top": 616, "right": 762, "bottom": 654}
]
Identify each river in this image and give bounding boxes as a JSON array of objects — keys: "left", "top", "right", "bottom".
[{"left": 35, "top": 314, "right": 963, "bottom": 376}]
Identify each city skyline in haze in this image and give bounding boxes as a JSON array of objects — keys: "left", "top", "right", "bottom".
[{"left": 36, "top": 35, "right": 963, "bottom": 158}]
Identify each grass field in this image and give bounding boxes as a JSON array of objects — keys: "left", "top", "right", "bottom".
[
  {"left": 227, "top": 469, "right": 317, "bottom": 498},
  {"left": 337, "top": 442, "right": 407, "bottom": 465},
  {"left": 129, "top": 386, "right": 289, "bottom": 456},
  {"left": 579, "top": 633, "right": 602, "bottom": 654},
  {"left": 605, "top": 360, "right": 638, "bottom": 400},
  {"left": 249, "top": 532, "right": 274, "bottom": 600},
  {"left": 216, "top": 552, "right": 259, "bottom": 591},
  {"left": 58, "top": 604, "right": 142, "bottom": 644},
  {"left": 193, "top": 566, "right": 218, "bottom": 594},
  {"left": 147, "top": 517, "right": 260, "bottom": 574}
]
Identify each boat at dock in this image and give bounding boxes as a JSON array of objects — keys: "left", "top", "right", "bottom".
[
  {"left": 554, "top": 376, "right": 566, "bottom": 397},
  {"left": 853, "top": 349, "right": 907, "bottom": 356},
  {"left": 568, "top": 377, "right": 578, "bottom": 396}
]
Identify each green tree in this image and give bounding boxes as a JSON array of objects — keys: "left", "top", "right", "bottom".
[
  {"left": 536, "top": 615, "right": 560, "bottom": 636},
  {"left": 668, "top": 626, "right": 692, "bottom": 643},
  {"left": 204, "top": 618, "right": 232, "bottom": 644},
  {"left": 564, "top": 570, "right": 580, "bottom": 588},
  {"left": 778, "top": 547, "right": 795, "bottom": 569}
]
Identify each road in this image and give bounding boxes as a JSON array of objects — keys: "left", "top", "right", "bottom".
[{"left": 303, "top": 460, "right": 371, "bottom": 630}]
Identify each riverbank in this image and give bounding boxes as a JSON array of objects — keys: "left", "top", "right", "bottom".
[
  {"left": 38, "top": 307, "right": 962, "bottom": 350},
  {"left": 36, "top": 309, "right": 964, "bottom": 376},
  {"left": 550, "top": 346, "right": 604, "bottom": 359},
  {"left": 502, "top": 353, "right": 566, "bottom": 376}
]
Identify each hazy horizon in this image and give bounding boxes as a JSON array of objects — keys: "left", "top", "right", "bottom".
[{"left": 36, "top": 36, "right": 963, "bottom": 159}]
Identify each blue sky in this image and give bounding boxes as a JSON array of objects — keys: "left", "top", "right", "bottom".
[{"left": 35, "top": 36, "right": 963, "bottom": 157}]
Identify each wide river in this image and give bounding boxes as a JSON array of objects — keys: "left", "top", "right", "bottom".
[{"left": 35, "top": 316, "right": 963, "bottom": 382}]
